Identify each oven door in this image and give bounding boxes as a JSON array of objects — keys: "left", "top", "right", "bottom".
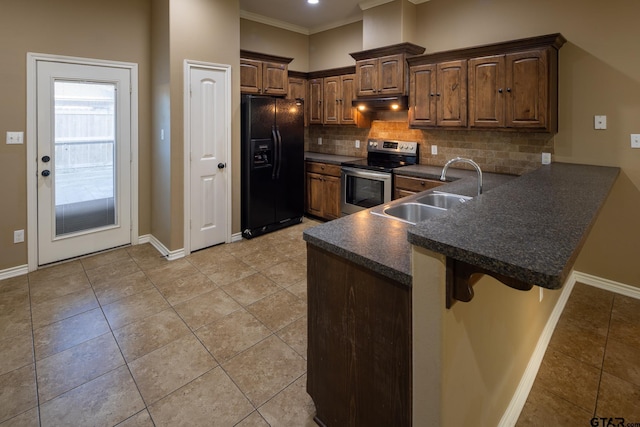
[{"left": 341, "top": 167, "right": 392, "bottom": 215}]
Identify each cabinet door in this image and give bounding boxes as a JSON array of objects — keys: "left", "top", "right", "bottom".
[
  {"left": 378, "top": 54, "right": 405, "bottom": 95},
  {"left": 409, "top": 64, "right": 437, "bottom": 127},
  {"left": 323, "top": 175, "right": 342, "bottom": 220},
  {"left": 340, "top": 74, "right": 358, "bottom": 125},
  {"left": 505, "top": 49, "right": 548, "bottom": 129},
  {"left": 468, "top": 55, "right": 505, "bottom": 128},
  {"left": 288, "top": 77, "right": 307, "bottom": 126},
  {"left": 262, "top": 61, "right": 288, "bottom": 96},
  {"left": 323, "top": 76, "right": 340, "bottom": 125},
  {"left": 437, "top": 60, "right": 467, "bottom": 127},
  {"left": 308, "top": 78, "right": 323, "bottom": 125},
  {"left": 306, "top": 172, "right": 324, "bottom": 217},
  {"left": 240, "top": 59, "right": 262, "bottom": 94},
  {"left": 356, "top": 59, "right": 378, "bottom": 96}
]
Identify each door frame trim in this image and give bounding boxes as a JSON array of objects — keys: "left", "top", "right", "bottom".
[
  {"left": 183, "top": 60, "right": 233, "bottom": 256},
  {"left": 26, "top": 52, "right": 139, "bottom": 271}
]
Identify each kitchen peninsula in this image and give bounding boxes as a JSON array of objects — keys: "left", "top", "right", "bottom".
[{"left": 303, "top": 162, "right": 619, "bottom": 426}]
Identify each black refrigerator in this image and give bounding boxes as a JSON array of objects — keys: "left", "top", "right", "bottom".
[{"left": 241, "top": 95, "right": 304, "bottom": 239}]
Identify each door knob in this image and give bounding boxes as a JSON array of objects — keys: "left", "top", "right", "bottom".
[
  {"left": 42, "top": 155, "right": 51, "bottom": 163},
  {"left": 217, "top": 163, "right": 226, "bottom": 169},
  {"left": 41, "top": 170, "right": 50, "bottom": 177}
]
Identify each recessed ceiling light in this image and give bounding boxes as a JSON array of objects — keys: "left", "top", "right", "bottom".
[{"left": 308, "top": 0, "right": 319, "bottom": 4}]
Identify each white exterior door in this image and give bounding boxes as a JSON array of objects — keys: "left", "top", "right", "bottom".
[
  {"left": 187, "top": 64, "right": 230, "bottom": 252},
  {"left": 36, "top": 61, "right": 132, "bottom": 265}
]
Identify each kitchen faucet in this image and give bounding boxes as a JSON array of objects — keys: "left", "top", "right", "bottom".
[{"left": 440, "top": 157, "right": 483, "bottom": 195}]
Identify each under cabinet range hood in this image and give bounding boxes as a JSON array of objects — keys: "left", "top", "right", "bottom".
[{"left": 352, "top": 95, "right": 409, "bottom": 112}]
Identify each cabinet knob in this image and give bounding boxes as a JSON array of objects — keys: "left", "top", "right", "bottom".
[
  {"left": 507, "top": 88, "right": 512, "bottom": 93},
  {"left": 420, "top": 181, "right": 425, "bottom": 186},
  {"left": 498, "top": 88, "right": 503, "bottom": 93},
  {"left": 430, "top": 93, "right": 435, "bottom": 97},
  {"left": 436, "top": 93, "right": 441, "bottom": 97}
]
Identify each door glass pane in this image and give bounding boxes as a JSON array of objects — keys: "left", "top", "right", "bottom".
[{"left": 54, "top": 81, "right": 117, "bottom": 236}]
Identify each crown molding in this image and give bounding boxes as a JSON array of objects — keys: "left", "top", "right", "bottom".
[
  {"left": 359, "top": 0, "right": 429, "bottom": 10},
  {"left": 240, "top": 10, "right": 311, "bottom": 35}
]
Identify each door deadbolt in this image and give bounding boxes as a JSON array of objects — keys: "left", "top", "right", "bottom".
[
  {"left": 42, "top": 155, "right": 51, "bottom": 163},
  {"left": 217, "top": 163, "right": 226, "bottom": 169},
  {"left": 41, "top": 170, "right": 51, "bottom": 177}
]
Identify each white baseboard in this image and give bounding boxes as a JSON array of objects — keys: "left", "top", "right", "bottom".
[
  {"left": 231, "top": 232, "right": 243, "bottom": 243},
  {"left": 147, "top": 235, "right": 185, "bottom": 261},
  {"left": 499, "top": 270, "right": 640, "bottom": 426},
  {"left": 0, "top": 264, "right": 29, "bottom": 281}
]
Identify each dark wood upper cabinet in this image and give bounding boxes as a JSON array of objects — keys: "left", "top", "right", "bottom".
[
  {"left": 322, "top": 74, "right": 370, "bottom": 127},
  {"left": 308, "top": 78, "right": 323, "bottom": 125},
  {"left": 408, "top": 33, "right": 565, "bottom": 133},
  {"left": 240, "top": 50, "right": 292, "bottom": 96}
]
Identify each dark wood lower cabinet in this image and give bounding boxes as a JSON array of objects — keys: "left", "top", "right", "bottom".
[{"left": 307, "top": 244, "right": 412, "bottom": 427}]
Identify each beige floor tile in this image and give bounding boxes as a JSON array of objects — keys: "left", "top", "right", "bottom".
[
  {"left": 0, "top": 364, "right": 37, "bottom": 424},
  {"left": 242, "top": 249, "right": 290, "bottom": 272},
  {"left": 224, "top": 335, "right": 306, "bottom": 407},
  {"left": 248, "top": 289, "right": 306, "bottom": 332},
  {"left": 144, "top": 258, "right": 200, "bottom": 287},
  {"left": 562, "top": 283, "right": 614, "bottom": 327},
  {"left": 37, "top": 333, "right": 124, "bottom": 402},
  {"left": 27, "top": 260, "right": 84, "bottom": 284},
  {"left": 33, "top": 308, "right": 109, "bottom": 360},
  {"left": 31, "top": 287, "right": 98, "bottom": 330},
  {"left": 28, "top": 271, "right": 91, "bottom": 305},
  {"left": 80, "top": 247, "right": 131, "bottom": 271},
  {"left": 609, "top": 295, "right": 640, "bottom": 350},
  {"left": 154, "top": 272, "right": 217, "bottom": 306},
  {"left": 547, "top": 313, "right": 608, "bottom": 368},
  {"left": 0, "top": 280, "right": 30, "bottom": 312},
  {"left": 222, "top": 273, "right": 281, "bottom": 307},
  {"left": 92, "top": 270, "right": 154, "bottom": 306},
  {"left": 515, "top": 382, "right": 593, "bottom": 427},
  {"left": 287, "top": 279, "right": 307, "bottom": 300},
  {"left": 187, "top": 245, "right": 237, "bottom": 270},
  {"left": 0, "top": 333, "right": 34, "bottom": 376},
  {"left": 116, "top": 409, "right": 154, "bottom": 427},
  {"left": 276, "top": 315, "right": 307, "bottom": 360},
  {"left": 596, "top": 372, "right": 640, "bottom": 420},
  {"left": 262, "top": 260, "right": 306, "bottom": 287},
  {"left": 196, "top": 309, "right": 271, "bottom": 363},
  {"left": 226, "top": 238, "right": 271, "bottom": 259},
  {"left": 201, "top": 257, "right": 257, "bottom": 287},
  {"left": 272, "top": 237, "right": 307, "bottom": 259},
  {"left": 258, "top": 374, "right": 315, "bottom": 427},
  {"left": 128, "top": 334, "right": 217, "bottom": 405},
  {"left": 173, "top": 288, "right": 241, "bottom": 330},
  {"left": 603, "top": 338, "right": 640, "bottom": 387},
  {"left": 102, "top": 288, "right": 170, "bottom": 330},
  {"left": 0, "top": 407, "right": 39, "bottom": 427},
  {"left": 113, "top": 308, "right": 190, "bottom": 362},
  {"left": 127, "top": 244, "right": 169, "bottom": 271},
  {"left": 535, "top": 348, "right": 600, "bottom": 413},
  {"left": 236, "top": 411, "right": 270, "bottom": 427},
  {"left": 0, "top": 276, "right": 28, "bottom": 294},
  {"left": 39, "top": 365, "right": 145, "bottom": 426},
  {"left": 85, "top": 257, "right": 142, "bottom": 286},
  {"left": 148, "top": 367, "right": 254, "bottom": 426},
  {"left": 0, "top": 309, "right": 32, "bottom": 342}
]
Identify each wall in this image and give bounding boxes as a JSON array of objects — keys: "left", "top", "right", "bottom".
[
  {"left": 362, "top": 0, "right": 418, "bottom": 49},
  {"left": 240, "top": 19, "right": 309, "bottom": 72},
  {"left": 0, "top": 0, "right": 152, "bottom": 271},
  {"left": 308, "top": 22, "right": 362, "bottom": 71}
]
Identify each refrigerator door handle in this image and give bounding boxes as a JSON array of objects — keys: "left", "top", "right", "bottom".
[
  {"left": 276, "top": 128, "right": 283, "bottom": 179},
  {"left": 271, "top": 126, "right": 278, "bottom": 180}
]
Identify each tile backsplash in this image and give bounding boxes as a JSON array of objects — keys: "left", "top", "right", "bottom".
[{"left": 305, "top": 112, "right": 554, "bottom": 176}]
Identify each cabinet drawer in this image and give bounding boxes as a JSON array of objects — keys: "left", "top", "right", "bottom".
[
  {"left": 307, "top": 162, "right": 341, "bottom": 177},
  {"left": 394, "top": 175, "right": 443, "bottom": 192}
]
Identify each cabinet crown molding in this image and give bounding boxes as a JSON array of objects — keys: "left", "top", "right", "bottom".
[
  {"left": 350, "top": 42, "right": 426, "bottom": 61},
  {"left": 240, "top": 50, "right": 294, "bottom": 64},
  {"left": 407, "top": 33, "right": 566, "bottom": 66}
]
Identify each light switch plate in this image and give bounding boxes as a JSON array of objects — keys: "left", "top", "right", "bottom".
[
  {"left": 431, "top": 145, "right": 438, "bottom": 155},
  {"left": 631, "top": 134, "right": 640, "bottom": 148},
  {"left": 594, "top": 115, "right": 607, "bottom": 130},
  {"left": 541, "top": 152, "right": 551, "bottom": 165},
  {"left": 6, "top": 131, "right": 24, "bottom": 145},
  {"left": 317, "top": 137, "right": 322, "bottom": 145},
  {"left": 355, "top": 139, "right": 360, "bottom": 148}
]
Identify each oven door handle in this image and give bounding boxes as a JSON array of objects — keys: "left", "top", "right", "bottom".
[{"left": 341, "top": 167, "right": 392, "bottom": 180}]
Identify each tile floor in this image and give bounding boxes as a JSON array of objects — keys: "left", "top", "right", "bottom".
[
  {"left": 1, "top": 218, "right": 639, "bottom": 426},
  {"left": 0, "top": 219, "right": 320, "bottom": 427},
  {"left": 517, "top": 283, "right": 640, "bottom": 426}
]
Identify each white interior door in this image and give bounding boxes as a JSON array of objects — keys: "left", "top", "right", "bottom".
[
  {"left": 187, "top": 64, "right": 230, "bottom": 252},
  {"left": 36, "top": 61, "right": 132, "bottom": 265}
]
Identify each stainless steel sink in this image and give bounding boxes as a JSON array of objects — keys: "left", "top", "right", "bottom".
[
  {"left": 415, "top": 192, "right": 472, "bottom": 209},
  {"left": 379, "top": 203, "right": 447, "bottom": 224}
]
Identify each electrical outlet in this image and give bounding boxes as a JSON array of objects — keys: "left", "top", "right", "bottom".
[
  {"left": 541, "top": 152, "right": 551, "bottom": 165},
  {"left": 317, "top": 137, "right": 322, "bottom": 145},
  {"left": 355, "top": 139, "right": 360, "bottom": 148},
  {"left": 14, "top": 229, "right": 24, "bottom": 243},
  {"left": 431, "top": 145, "right": 438, "bottom": 155},
  {"left": 631, "top": 134, "right": 640, "bottom": 148}
]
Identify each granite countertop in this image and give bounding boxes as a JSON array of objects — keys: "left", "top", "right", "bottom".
[
  {"left": 303, "top": 163, "right": 619, "bottom": 289},
  {"left": 304, "top": 152, "right": 363, "bottom": 165},
  {"left": 303, "top": 168, "right": 516, "bottom": 287}
]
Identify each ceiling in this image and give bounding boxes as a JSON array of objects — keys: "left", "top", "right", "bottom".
[{"left": 239, "top": 0, "right": 365, "bottom": 35}]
